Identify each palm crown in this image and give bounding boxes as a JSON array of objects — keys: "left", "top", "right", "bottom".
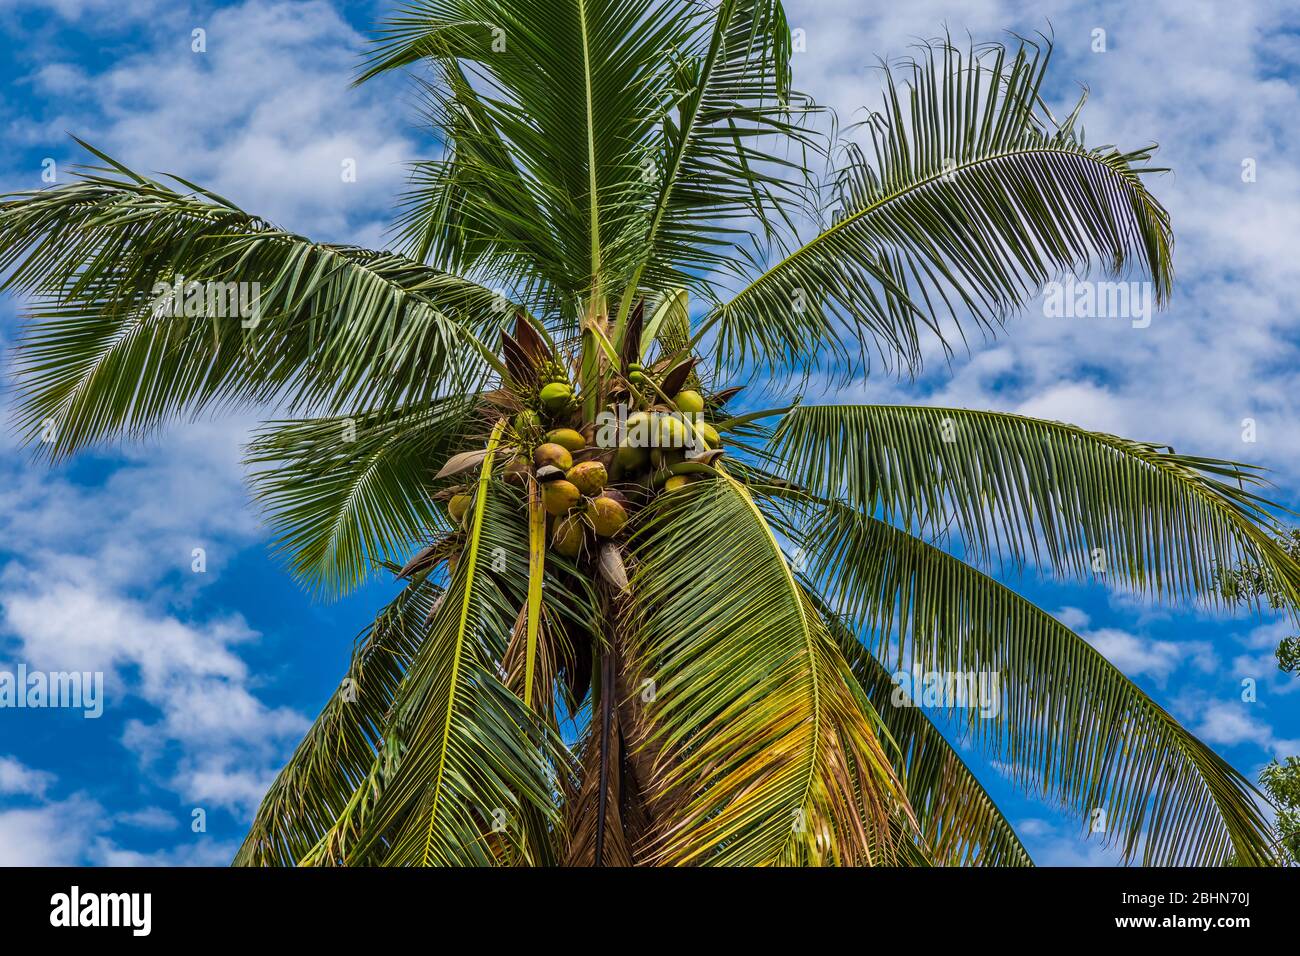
[{"left": 2, "top": 0, "right": 1296, "bottom": 867}]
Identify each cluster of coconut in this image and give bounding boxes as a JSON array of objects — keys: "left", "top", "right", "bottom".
[
  {"left": 532, "top": 428, "right": 627, "bottom": 558},
  {"left": 431, "top": 311, "right": 732, "bottom": 569}
]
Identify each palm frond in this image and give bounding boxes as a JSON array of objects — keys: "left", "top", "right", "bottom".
[
  {"left": 309, "top": 435, "right": 567, "bottom": 865},
  {"left": 705, "top": 39, "right": 1173, "bottom": 378},
  {"left": 233, "top": 571, "right": 438, "bottom": 866},
  {"left": 625, "top": 473, "right": 912, "bottom": 865},
  {"left": 0, "top": 157, "right": 508, "bottom": 459},
  {"left": 771, "top": 404, "right": 1300, "bottom": 604},
  {"left": 790, "top": 497, "right": 1276, "bottom": 866},
  {"left": 245, "top": 397, "right": 483, "bottom": 597},
  {"left": 360, "top": 0, "right": 704, "bottom": 299},
  {"left": 614, "top": 0, "right": 814, "bottom": 323},
  {"left": 805, "top": 591, "right": 1032, "bottom": 866}
]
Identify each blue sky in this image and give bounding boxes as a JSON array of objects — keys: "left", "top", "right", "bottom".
[{"left": 0, "top": 0, "right": 1297, "bottom": 866}]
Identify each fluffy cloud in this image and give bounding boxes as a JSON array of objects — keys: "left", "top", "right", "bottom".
[
  {"left": 4, "top": 0, "right": 420, "bottom": 245},
  {"left": 1084, "top": 628, "right": 1217, "bottom": 683},
  {"left": 0, "top": 755, "right": 55, "bottom": 797},
  {"left": 0, "top": 794, "right": 105, "bottom": 865}
]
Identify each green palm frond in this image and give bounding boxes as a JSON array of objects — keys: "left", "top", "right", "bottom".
[
  {"left": 233, "top": 571, "right": 437, "bottom": 867},
  {"left": 790, "top": 498, "right": 1275, "bottom": 866},
  {"left": 246, "top": 397, "right": 482, "bottom": 597},
  {"left": 0, "top": 157, "right": 509, "bottom": 459},
  {"left": 613, "top": 0, "right": 812, "bottom": 325},
  {"left": 360, "top": 0, "right": 703, "bottom": 299},
  {"left": 808, "top": 595, "right": 1033, "bottom": 866},
  {"left": 394, "top": 63, "right": 571, "bottom": 303},
  {"left": 771, "top": 404, "right": 1300, "bottom": 604},
  {"left": 704, "top": 39, "right": 1173, "bottom": 377},
  {"left": 626, "top": 473, "right": 912, "bottom": 865},
  {"left": 311, "top": 437, "right": 568, "bottom": 865}
]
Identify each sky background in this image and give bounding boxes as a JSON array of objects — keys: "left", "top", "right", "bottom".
[{"left": 0, "top": 0, "right": 1298, "bottom": 866}]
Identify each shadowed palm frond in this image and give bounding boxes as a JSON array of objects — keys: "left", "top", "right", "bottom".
[
  {"left": 803, "top": 591, "right": 1033, "bottom": 866},
  {"left": 303, "top": 438, "right": 569, "bottom": 866},
  {"left": 246, "top": 397, "right": 483, "bottom": 597},
  {"left": 625, "top": 473, "right": 913, "bottom": 865}
]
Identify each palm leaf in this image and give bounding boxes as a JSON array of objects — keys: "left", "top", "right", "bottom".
[
  {"left": 625, "top": 473, "right": 912, "bottom": 865},
  {"left": 245, "top": 397, "right": 482, "bottom": 597},
  {"left": 703, "top": 39, "right": 1173, "bottom": 378},
  {"left": 789, "top": 497, "right": 1276, "bottom": 866},
  {"left": 771, "top": 404, "right": 1300, "bottom": 604},
  {"left": 0, "top": 159, "right": 509, "bottom": 459},
  {"left": 312, "top": 427, "right": 566, "bottom": 865},
  {"left": 233, "top": 571, "right": 438, "bottom": 866}
]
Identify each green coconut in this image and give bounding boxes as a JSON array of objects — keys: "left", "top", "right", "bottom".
[
  {"left": 545, "top": 428, "right": 586, "bottom": 452},
  {"left": 540, "top": 381, "right": 573, "bottom": 412},
  {"left": 542, "top": 480, "right": 582, "bottom": 516},
  {"left": 448, "top": 493, "right": 472, "bottom": 522},
  {"left": 587, "top": 495, "right": 628, "bottom": 538},
  {"left": 662, "top": 475, "right": 694, "bottom": 493},
  {"left": 551, "top": 514, "right": 586, "bottom": 558},
  {"left": 699, "top": 422, "right": 722, "bottom": 448},
  {"left": 566, "top": 460, "right": 607, "bottom": 496},
  {"left": 654, "top": 413, "right": 690, "bottom": 448},
  {"left": 673, "top": 389, "right": 705, "bottom": 415},
  {"left": 514, "top": 408, "right": 542, "bottom": 433},
  {"left": 615, "top": 444, "right": 649, "bottom": 471},
  {"left": 534, "top": 442, "right": 574, "bottom": 471}
]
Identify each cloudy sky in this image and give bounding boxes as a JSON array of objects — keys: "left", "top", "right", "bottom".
[{"left": 0, "top": 0, "right": 1297, "bottom": 866}]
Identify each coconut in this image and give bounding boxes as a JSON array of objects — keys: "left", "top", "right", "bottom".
[
  {"left": 551, "top": 514, "right": 586, "bottom": 558},
  {"left": 514, "top": 408, "right": 542, "bottom": 433},
  {"left": 542, "top": 480, "right": 581, "bottom": 516},
  {"left": 534, "top": 442, "right": 574, "bottom": 471},
  {"left": 662, "top": 475, "right": 694, "bottom": 493},
  {"left": 566, "top": 460, "right": 607, "bottom": 496},
  {"left": 540, "top": 381, "right": 573, "bottom": 412},
  {"left": 587, "top": 495, "right": 628, "bottom": 537},
  {"left": 545, "top": 428, "right": 586, "bottom": 452},
  {"left": 654, "top": 413, "right": 690, "bottom": 449},
  {"left": 700, "top": 422, "right": 722, "bottom": 448},
  {"left": 448, "top": 493, "right": 472, "bottom": 522},
  {"left": 674, "top": 389, "right": 705, "bottom": 414},
  {"left": 615, "top": 444, "right": 649, "bottom": 471}
]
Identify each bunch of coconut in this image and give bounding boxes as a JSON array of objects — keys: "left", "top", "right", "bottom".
[
  {"left": 611, "top": 387, "right": 725, "bottom": 495},
  {"left": 533, "top": 428, "right": 628, "bottom": 559}
]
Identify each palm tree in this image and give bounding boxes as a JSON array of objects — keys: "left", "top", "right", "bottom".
[{"left": 2, "top": 0, "right": 1296, "bottom": 867}]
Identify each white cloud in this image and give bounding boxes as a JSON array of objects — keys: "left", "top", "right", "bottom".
[
  {"left": 786, "top": 0, "right": 1300, "bottom": 481},
  {"left": 0, "top": 755, "right": 55, "bottom": 797},
  {"left": 1053, "top": 606, "right": 1091, "bottom": 631},
  {"left": 1084, "top": 627, "right": 1217, "bottom": 683},
  {"left": 0, "top": 795, "right": 105, "bottom": 865},
  {"left": 5, "top": 0, "right": 420, "bottom": 244},
  {"left": 114, "top": 806, "right": 181, "bottom": 831},
  {"left": 1, "top": 579, "right": 308, "bottom": 814}
]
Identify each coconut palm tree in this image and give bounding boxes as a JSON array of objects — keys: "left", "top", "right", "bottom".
[{"left": 2, "top": 0, "right": 1295, "bottom": 867}]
